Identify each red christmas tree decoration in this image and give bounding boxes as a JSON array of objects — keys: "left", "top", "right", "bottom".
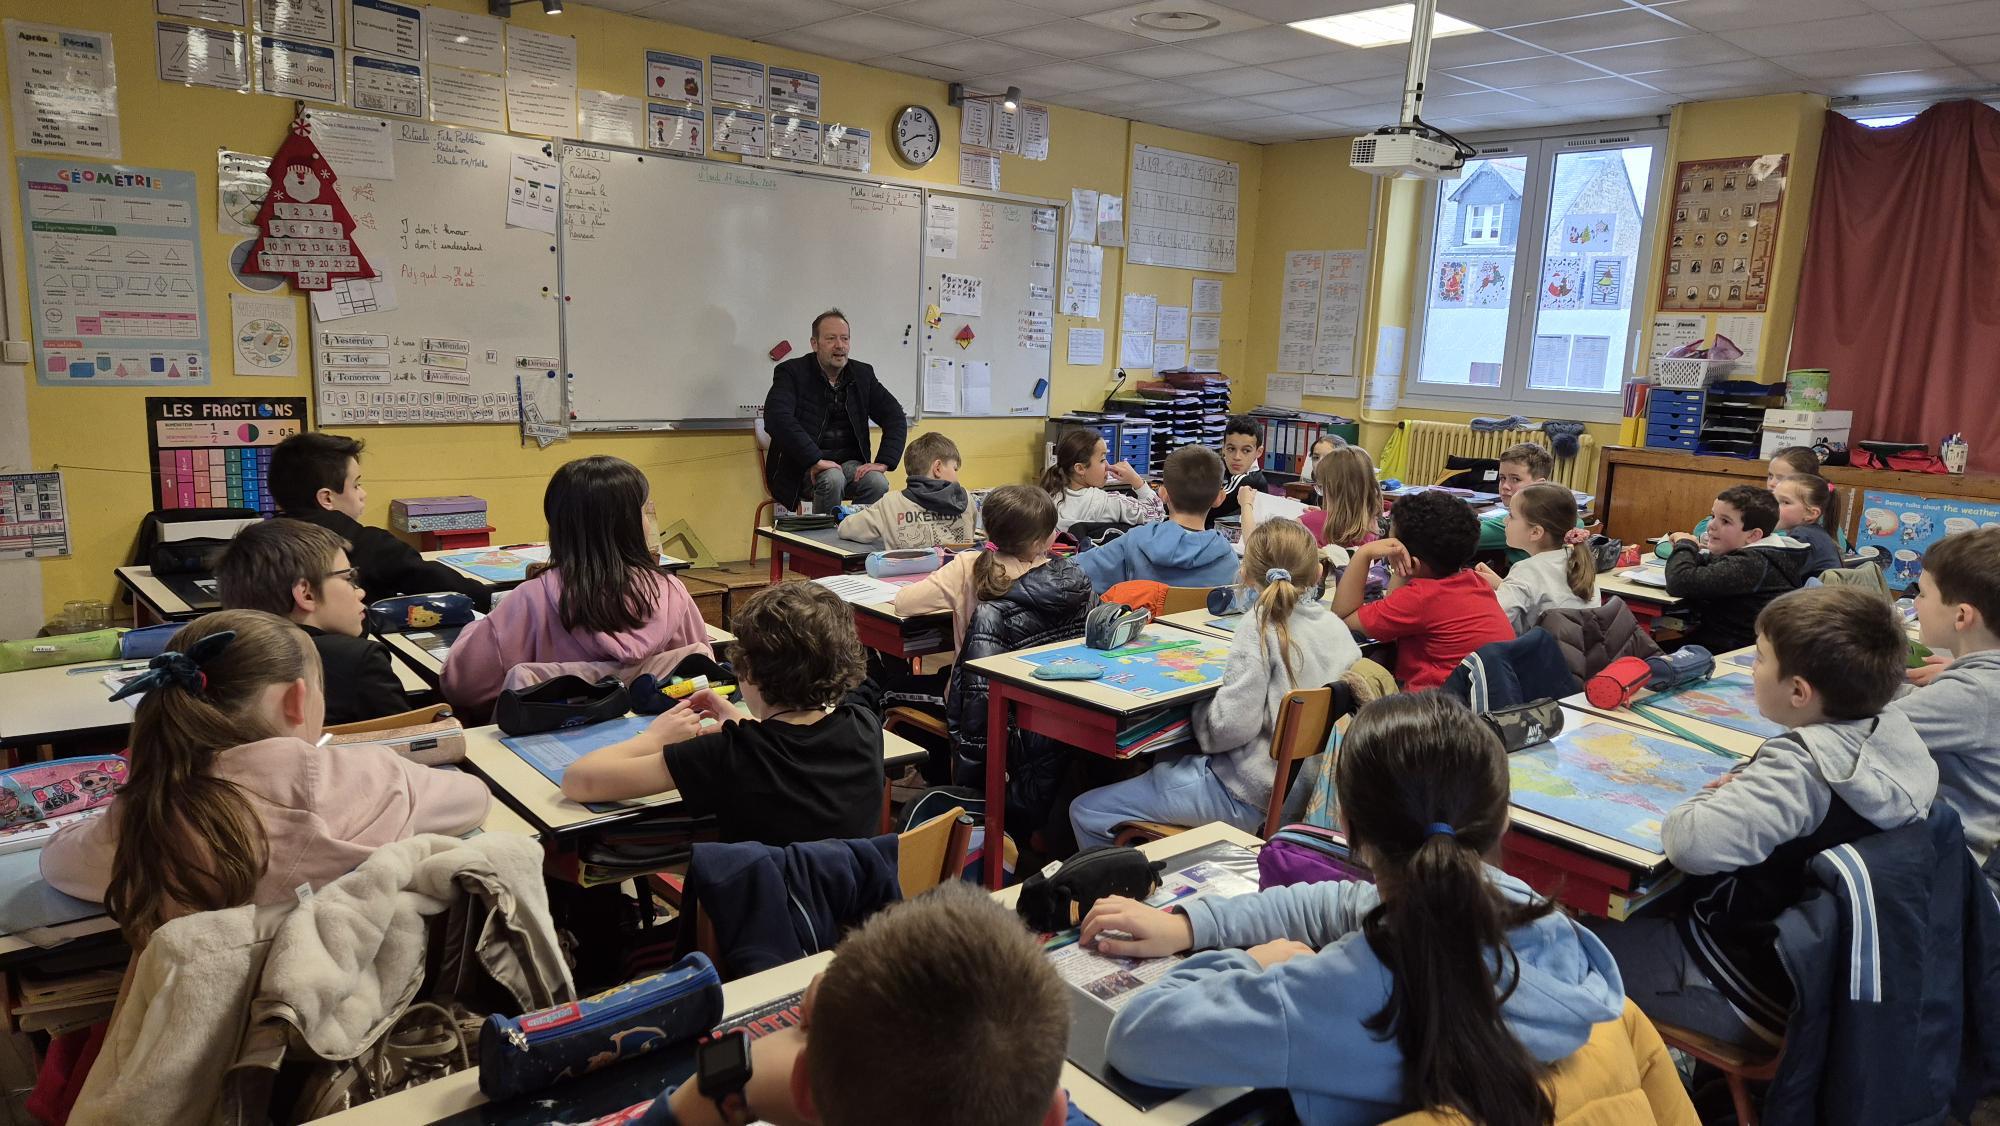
[{"left": 245, "top": 116, "right": 373, "bottom": 292}]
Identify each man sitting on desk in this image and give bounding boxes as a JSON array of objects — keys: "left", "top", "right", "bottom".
[{"left": 764, "top": 309, "right": 908, "bottom": 515}]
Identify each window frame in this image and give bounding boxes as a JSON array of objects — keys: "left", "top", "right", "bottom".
[
  {"left": 1404, "top": 125, "right": 1667, "bottom": 422},
  {"left": 1462, "top": 202, "right": 1502, "bottom": 245}
]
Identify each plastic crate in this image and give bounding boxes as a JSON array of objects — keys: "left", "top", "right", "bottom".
[{"left": 1650, "top": 357, "right": 1720, "bottom": 389}]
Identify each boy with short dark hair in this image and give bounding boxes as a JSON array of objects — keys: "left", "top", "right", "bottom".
[
  {"left": 214, "top": 518, "right": 407, "bottom": 724},
  {"left": 1663, "top": 484, "right": 1812, "bottom": 653},
  {"left": 1894, "top": 527, "right": 2000, "bottom": 883},
  {"left": 836, "top": 431, "right": 976, "bottom": 548},
  {"left": 637, "top": 882, "right": 1073, "bottom": 1126},
  {"left": 1476, "top": 442, "right": 1555, "bottom": 560},
  {"left": 269, "top": 432, "right": 489, "bottom": 608},
  {"left": 1209, "top": 415, "right": 1269, "bottom": 526},
  {"left": 1595, "top": 586, "right": 1935, "bottom": 1048},
  {"left": 1332, "top": 490, "right": 1512, "bottom": 690},
  {"left": 562, "top": 580, "right": 885, "bottom": 846},
  {"left": 1077, "top": 445, "right": 1240, "bottom": 595}
]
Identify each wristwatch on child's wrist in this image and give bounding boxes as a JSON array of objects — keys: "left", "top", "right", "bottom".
[{"left": 695, "top": 1030, "right": 754, "bottom": 1126}]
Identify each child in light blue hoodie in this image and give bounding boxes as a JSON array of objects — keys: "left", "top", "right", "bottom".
[
  {"left": 1076, "top": 445, "right": 1240, "bottom": 596},
  {"left": 1079, "top": 693, "right": 1625, "bottom": 1126}
]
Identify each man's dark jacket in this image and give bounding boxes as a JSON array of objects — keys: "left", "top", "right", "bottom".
[{"left": 762, "top": 356, "right": 907, "bottom": 509}]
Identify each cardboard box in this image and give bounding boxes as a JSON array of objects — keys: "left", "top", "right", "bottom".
[
  {"left": 1760, "top": 409, "right": 1852, "bottom": 459},
  {"left": 391, "top": 495, "right": 487, "bottom": 533}
]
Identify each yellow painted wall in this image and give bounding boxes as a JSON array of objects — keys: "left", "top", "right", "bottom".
[{"left": 5, "top": 0, "right": 1261, "bottom": 619}]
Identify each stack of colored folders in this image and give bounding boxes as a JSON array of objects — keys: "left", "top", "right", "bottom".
[{"left": 1115, "top": 707, "right": 1193, "bottom": 759}]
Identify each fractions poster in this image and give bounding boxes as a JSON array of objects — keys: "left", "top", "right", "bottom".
[
  {"left": 19, "top": 159, "right": 210, "bottom": 385},
  {"left": 146, "top": 396, "right": 306, "bottom": 515},
  {"left": 1658, "top": 154, "right": 1787, "bottom": 313},
  {"left": 0, "top": 471, "right": 70, "bottom": 559}
]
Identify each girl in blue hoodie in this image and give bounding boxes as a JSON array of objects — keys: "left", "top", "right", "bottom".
[{"left": 1079, "top": 693, "right": 1625, "bottom": 1126}]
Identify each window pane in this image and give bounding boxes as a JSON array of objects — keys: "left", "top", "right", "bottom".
[
  {"left": 1526, "top": 145, "right": 1655, "bottom": 394},
  {"left": 1417, "top": 154, "right": 1526, "bottom": 389}
]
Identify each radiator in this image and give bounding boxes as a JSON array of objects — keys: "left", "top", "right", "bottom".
[{"left": 1401, "top": 421, "right": 1599, "bottom": 492}]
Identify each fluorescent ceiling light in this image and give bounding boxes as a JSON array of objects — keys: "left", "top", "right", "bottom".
[{"left": 1290, "top": 4, "right": 1480, "bottom": 49}]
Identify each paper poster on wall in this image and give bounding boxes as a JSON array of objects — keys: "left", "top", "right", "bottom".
[
  {"left": 1314, "top": 249, "right": 1364, "bottom": 377},
  {"left": 1067, "top": 327, "right": 1104, "bottom": 366},
  {"left": 349, "top": 53, "right": 423, "bottom": 118},
  {"left": 1469, "top": 257, "right": 1509, "bottom": 308},
  {"left": 1192, "top": 278, "right": 1221, "bottom": 314},
  {"left": 1188, "top": 352, "right": 1218, "bottom": 370},
  {"left": 1305, "top": 374, "right": 1357, "bottom": 398},
  {"left": 1266, "top": 373, "right": 1302, "bottom": 410},
  {"left": 1713, "top": 313, "right": 1763, "bottom": 365},
  {"left": 646, "top": 50, "right": 701, "bottom": 103},
  {"left": 1569, "top": 334, "right": 1610, "bottom": 389},
  {"left": 959, "top": 98, "right": 991, "bottom": 149},
  {"left": 770, "top": 116, "right": 821, "bottom": 164},
  {"left": 1067, "top": 188, "right": 1097, "bottom": 244},
  {"left": 1018, "top": 309, "right": 1051, "bottom": 351},
  {"left": 1858, "top": 491, "right": 2000, "bottom": 589},
  {"left": 922, "top": 354, "right": 956, "bottom": 414},
  {"left": 307, "top": 273, "right": 396, "bottom": 321},
  {"left": 350, "top": 0, "right": 420, "bottom": 61},
  {"left": 1648, "top": 315, "right": 1705, "bottom": 361},
  {"left": 146, "top": 397, "right": 306, "bottom": 515},
  {"left": 257, "top": 35, "right": 337, "bottom": 102},
  {"left": 230, "top": 293, "right": 298, "bottom": 377},
  {"left": 0, "top": 471, "right": 70, "bottom": 559},
  {"left": 959, "top": 149, "right": 998, "bottom": 191},
  {"left": 1189, "top": 315, "right": 1220, "bottom": 350},
  {"left": 505, "top": 24, "right": 576, "bottom": 135},
  {"left": 1540, "top": 256, "right": 1582, "bottom": 310},
  {"left": 157, "top": 22, "right": 250, "bottom": 91},
  {"left": 159, "top": 0, "right": 248, "bottom": 22},
  {"left": 963, "top": 361, "right": 992, "bottom": 415},
  {"left": 767, "top": 66, "right": 819, "bottom": 117},
  {"left": 430, "top": 65, "right": 506, "bottom": 131},
  {"left": 218, "top": 148, "right": 271, "bottom": 234},
  {"left": 1128, "top": 144, "right": 1238, "bottom": 273},
  {"left": 1120, "top": 331, "right": 1154, "bottom": 370},
  {"left": 1530, "top": 334, "right": 1570, "bottom": 387},
  {"left": 1021, "top": 104, "right": 1049, "bottom": 160},
  {"left": 505, "top": 152, "right": 558, "bottom": 234},
  {"left": 1120, "top": 293, "right": 1157, "bottom": 336},
  {"left": 646, "top": 102, "right": 702, "bottom": 155},
  {"left": 1276, "top": 250, "right": 1320, "bottom": 373},
  {"left": 20, "top": 158, "right": 211, "bottom": 385},
  {"left": 1155, "top": 341, "right": 1187, "bottom": 370},
  {"left": 925, "top": 197, "right": 957, "bottom": 259},
  {"left": 577, "top": 89, "right": 640, "bottom": 148},
  {"left": 1062, "top": 241, "right": 1101, "bottom": 319},
  {"left": 8, "top": 21, "right": 122, "bottom": 158},
  {"left": 1155, "top": 305, "right": 1188, "bottom": 341},
  {"left": 1563, "top": 212, "right": 1615, "bottom": 249},
  {"left": 991, "top": 106, "right": 1020, "bottom": 155},
  {"left": 257, "top": 0, "right": 335, "bottom": 44},
  {"left": 1095, "top": 193, "right": 1124, "bottom": 248},
  {"left": 425, "top": 7, "right": 504, "bottom": 72},
  {"left": 1587, "top": 256, "right": 1625, "bottom": 308},
  {"left": 822, "top": 124, "right": 869, "bottom": 172},
  {"left": 709, "top": 55, "right": 764, "bottom": 109},
  {"left": 710, "top": 106, "right": 766, "bottom": 157},
  {"left": 305, "top": 109, "right": 394, "bottom": 180},
  {"left": 1660, "top": 154, "right": 1787, "bottom": 313},
  {"left": 1434, "top": 258, "right": 1467, "bottom": 306},
  {"left": 939, "top": 272, "right": 982, "bottom": 317}
]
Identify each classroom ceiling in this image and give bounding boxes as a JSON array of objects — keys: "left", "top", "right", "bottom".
[{"left": 576, "top": 0, "right": 2000, "bottom": 142}]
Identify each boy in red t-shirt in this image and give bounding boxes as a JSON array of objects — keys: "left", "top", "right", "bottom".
[{"left": 1331, "top": 489, "right": 1513, "bottom": 690}]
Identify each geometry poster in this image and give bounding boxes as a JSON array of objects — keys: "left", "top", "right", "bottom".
[
  {"left": 146, "top": 396, "right": 306, "bottom": 516},
  {"left": 19, "top": 158, "right": 210, "bottom": 386}
]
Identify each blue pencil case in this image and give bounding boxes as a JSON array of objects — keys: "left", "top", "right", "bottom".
[
  {"left": 367, "top": 592, "right": 477, "bottom": 635},
  {"left": 866, "top": 547, "right": 946, "bottom": 578},
  {"left": 478, "top": 952, "right": 722, "bottom": 1101}
]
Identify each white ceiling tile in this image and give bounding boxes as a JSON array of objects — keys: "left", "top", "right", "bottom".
[
  {"left": 1081, "top": 0, "right": 1269, "bottom": 43},
  {"left": 1266, "top": 45, "right": 1414, "bottom": 82},
  {"left": 763, "top": 12, "right": 962, "bottom": 53},
  {"left": 1770, "top": 41, "right": 1954, "bottom": 76},
  {"left": 992, "top": 59, "right": 1133, "bottom": 91},
  {"left": 1514, "top": 75, "right": 1658, "bottom": 105},
  {"left": 1716, "top": 13, "right": 1918, "bottom": 56},
  {"left": 1631, "top": 57, "right": 1806, "bottom": 93},
  {"left": 1243, "top": 84, "right": 1370, "bottom": 111},
  {"left": 1177, "top": 65, "right": 1315, "bottom": 94},
  {"left": 1570, "top": 34, "right": 1750, "bottom": 73},
  {"left": 866, "top": 54, "right": 969, "bottom": 80},
  {"left": 990, "top": 18, "right": 1158, "bottom": 57},
  {"left": 1328, "top": 100, "right": 1405, "bottom": 124},
  {"left": 1974, "top": 60, "right": 2000, "bottom": 81},
  {"left": 1189, "top": 25, "right": 1334, "bottom": 64},
  {"left": 1500, "top": 9, "right": 1686, "bottom": 51},
  {"left": 877, "top": 0, "right": 1062, "bottom": 36},
  {"left": 1653, "top": 0, "right": 1872, "bottom": 34},
  {"left": 1886, "top": 0, "right": 2000, "bottom": 37},
  {"left": 1201, "top": 0, "right": 1384, "bottom": 21},
  {"left": 1936, "top": 33, "right": 2000, "bottom": 65},
  {"left": 1015, "top": 0, "right": 1136, "bottom": 14},
  {"left": 1425, "top": 89, "right": 1535, "bottom": 114},
  {"left": 1043, "top": 90, "right": 1134, "bottom": 113},
  {"left": 1475, "top": 0, "right": 1636, "bottom": 29},
  {"left": 647, "top": 0, "right": 853, "bottom": 37},
  {"left": 1082, "top": 79, "right": 1193, "bottom": 106},
  {"left": 1100, "top": 44, "right": 1240, "bottom": 77},
  {"left": 1425, "top": 32, "right": 1548, "bottom": 68},
  {"left": 578, "top": 0, "right": 662, "bottom": 13},
  {"left": 1819, "top": 64, "right": 1978, "bottom": 94},
  {"left": 1161, "top": 95, "right": 1284, "bottom": 122},
  {"left": 1860, "top": 0, "right": 1972, "bottom": 9},
  {"left": 1328, "top": 73, "right": 1412, "bottom": 98},
  {"left": 1448, "top": 54, "right": 1601, "bottom": 88},
  {"left": 904, "top": 38, "right": 1059, "bottom": 73}
]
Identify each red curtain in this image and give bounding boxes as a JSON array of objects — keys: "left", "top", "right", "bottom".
[{"left": 1791, "top": 100, "right": 2000, "bottom": 473}]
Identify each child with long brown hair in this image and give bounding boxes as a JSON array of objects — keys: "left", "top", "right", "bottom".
[
  {"left": 1081, "top": 692, "right": 1633, "bottom": 1126},
  {"left": 1476, "top": 482, "right": 1601, "bottom": 633},
  {"left": 894, "top": 483, "right": 1063, "bottom": 651},
  {"left": 1298, "top": 443, "right": 1383, "bottom": 549},
  {"left": 1038, "top": 428, "right": 1164, "bottom": 531},
  {"left": 1069, "top": 518, "right": 1360, "bottom": 848},
  {"left": 39, "top": 610, "right": 490, "bottom": 943},
  {"left": 1772, "top": 472, "right": 1843, "bottom": 577}
]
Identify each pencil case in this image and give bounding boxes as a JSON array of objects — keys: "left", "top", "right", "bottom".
[
  {"left": 479, "top": 953, "right": 723, "bottom": 1101},
  {"left": 367, "top": 592, "right": 477, "bottom": 634},
  {"left": 865, "top": 548, "right": 946, "bottom": 578},
  {"left": 1645, "top": 646, "right": 1714, "bottom": 690},
  {"left": 1481, "top": 698, "right": 1563, "bottom": 753},
  {"left": 0, "top": 629, "right": 124, "bottom": 673},
  {"left": 629, "top": 653, "right": 739, "bottom": 715},
  {"left": 1585, "top": 656, "right": 1652, "bottom": 710},
  {"left": 1032, "top": 657, "right": 1104, "bottom": 681},
  {"left": 1085, "top": 602, "right": 1150, "bottom": 650},
  {"left": 120, "top": 622, "right": 182, "bottom": 659},
  {"left": 494, "top": 675, "right": 630, "bottom": 736},
  {"left": 1017, "top": 846, "right": 1163, "bottom": 931}
]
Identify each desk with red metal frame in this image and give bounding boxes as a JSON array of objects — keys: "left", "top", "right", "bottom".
[
  {"left": 962, "top": 624, "right": 1227, "bottom": 889},
  {"left": 851, "top": 599, "right": 952, "bottom": 664},
  {"left": 755, "top": 525, "right": 874, "bottom": 583}
]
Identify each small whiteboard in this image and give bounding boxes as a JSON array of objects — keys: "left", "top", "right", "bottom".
[
  {"left": 309, "top": 115, "right": 562, "bottom": 425},
  {"left": 919, "top": 192, "right": 1059, "bottom": 418},
  {"left": 560, "top": 144, "right": 923, "bottom": 429}
]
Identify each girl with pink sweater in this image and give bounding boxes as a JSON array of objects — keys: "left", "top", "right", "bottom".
[{"left": 442, "top": 456, "right": 711, "bottom": 720}]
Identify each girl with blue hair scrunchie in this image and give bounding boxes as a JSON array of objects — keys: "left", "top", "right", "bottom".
[{"left": 1068, "top": 517, "right": 1363, "bottom": 849}]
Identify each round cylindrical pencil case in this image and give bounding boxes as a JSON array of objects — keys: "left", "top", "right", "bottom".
[
  {"left": 1585, "top": 656, "right": 1653, "bottom": 710},
  {"left": 865, "top": 547, "right": 947, "bottom": 578},
  {"left": 478, "top": 952, "right": 722, "bottom": 1101}
]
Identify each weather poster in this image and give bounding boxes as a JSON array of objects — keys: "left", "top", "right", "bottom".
[{"left": 146, "top": 396, "right": 306, "bottom": 515}]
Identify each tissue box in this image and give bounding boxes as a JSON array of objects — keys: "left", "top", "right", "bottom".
[
  {"left": 1759, "top": 409, "right": 1852, "bottom": 459},
  {"left": 392, "top": 495, "right": 487, "bottom": 532}
]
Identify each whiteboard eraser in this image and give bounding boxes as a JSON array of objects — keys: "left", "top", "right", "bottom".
[{"left": 770, "top": 340, "right": 792, "bottom": 361}]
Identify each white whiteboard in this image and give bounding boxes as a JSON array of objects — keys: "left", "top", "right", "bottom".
[
  {"left": 920, "top": 192, "right": 1059, "bottom": 419},
  {"left": 560, "top": 145, "right": 923, "bottom": 428},
  {"left": 310, "top": 116, "right": 562, "bottom": 425}
]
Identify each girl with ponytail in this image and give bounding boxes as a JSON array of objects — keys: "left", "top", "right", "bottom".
[
  {"left": 1069, "top": 518, "right": 1360, "bottom": 849},
  {"left": 1038, "top": 428, "right": 1165, "bottom": 532},
  {"left": 40, "top": 610, "right": 491, "bottom": 944},
  {"left": 1081, "top": 693, "right": 1630, "bottom": 1126},
  {"left": 1476, "top": 481, "right": 1601, "bottom": 633}
]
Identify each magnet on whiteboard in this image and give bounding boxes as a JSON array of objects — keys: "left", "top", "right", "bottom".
[
  {"left": 1033, "top": 378, "right": 1048, "bottom": 399},
  {"left": 770, "top": 340, "right": 793, "bottom": 361}
]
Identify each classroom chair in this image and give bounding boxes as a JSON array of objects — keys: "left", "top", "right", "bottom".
[
  {"left": 749, "top": 417, "right": 778, "bottom": 563},
  {"left": 1161, "top": 585, "right": 1222, "bottom": 615},
  {"left": 1649, "top": 1021, "right": 1780, "bottom": 1126},
  {"left": 1112, "top": 685, "right": 1336, "bottom": 847}
]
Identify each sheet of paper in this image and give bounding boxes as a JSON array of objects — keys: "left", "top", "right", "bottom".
[
  {"left": 230, "top": 293, "right": 298, "bottom": 377},
  {"left": 1569, "top": 334, "right": 1610, "bottom": 389},
  {"left": 1155, "top": 341, "right": 1187, "bottom": 370},
  {"left": 1121, "top": 293, "right": 1158, "bottom": 336},
  {"left": 1374, "top": 325, "right": 1404, "bottom": 377},
  {"left": 218, "top": 148, "right": 270, "bottom": 235},
  {"left": 1250, "top": 487, "right": 1310, "bottom": 523},
  {"left": 1314, "top": 249, "right": 1366, "bottom": 376},
  {"left": 425, "top": 7, "right": 504, "bottom": 72},
  {"left": 309, "top": 274, "right": 398, "bottom": 321},
  {"left": 1067, "top": 327, "right": 1104, "bottom": 366},
  {"left": 1276, "top": 249, "right": 1321, "bottom": 373},
  {"left": 770, "top": 115, "right": 821, "bottom": 163},
  {"left": 814, "top": 573, "right": 903, "bottom": 605},
  {"left": 1128, "top": 143, "right": 1238, "bottom": 273},
  {"left": 959, "top": 149, "right": 999, "bottom": 191},
  {"left": 1649, "top": 315, "right": 1705, "bottom": 361},
  {"left": 922, "top": 354, "right": 957, "bottom": 414},
  {"left": 350, "top": 0, "right": 421, "bottom": 61},
  {"left": 991, "top": 106, "right": 1021, "bottom": 155},
  {"left": 505, "top": 152, "right": 559, "bottom": 234},
  {"left": 505, "top": 24, "right": 575, "bottom": 135},
  {"left": 822, "top": 123, "right": 869, "bottom": 172},
  {"left": 1018, "top": 308, "right": 1052, "bottom": 352},
  {"left": 160, "top": 0, "right": 246, "bottom": 21},
  {"left": 1062, "top": 241, "right": 1102, "bottom": 319},
  {"left": 1713, "top": 313, "right": 1763, "bottom": 364},
  {"left": 1188, "top": 352, "right": 1218, "bottom": 370},
  {"left": 959, "top": 98, "right": 992, "bottom": 149},
  {"left": 257, "top": 34, "right": 337, "bottom": 102},
  {"left": 1532, "top": 334, "right": 1571, "bottom": 388},
  {"left": 348, "top": 53, "right": 424, "bottom": 119},
  {"left": 710, "top": 106, "right": 767, "bottom": 157},
  {"left": 1305, "top": 374, "right": 1358, "bottom": 398},
  {"left": 963, "top": 360, "right": 992, "bottom": 400},
  {"left": 157, "top": 22, "right": 249, "bottom": 91},
  {"left": 1263, "top": 372, "right": 1303, "bottom": 409},
  {"left": 304, "top": 108, "right": 395, "bottom": 180},
  {"left": 1120, "top": 331, "right": 1154, "bottom": 370},
  {"left": 926, "top": 197, "right": 958, "bottom": 259},
  {"left": 576, "top": 88, "right": 641, "bottom": 147},
  {"left": 1192, "top": 277, "right": 1222, "bottom": 314},
  {"left": 0, "top": 471, "right": 70, "bottom": 560},
  {"left": 709, "top": 55, "right": 762, "bottom": 108},
  {"left": 429, "top": 64, "right": 505, "bottom": 130},
  {"left": 1095, "top": 193, "right": 1124, "bottom": 248},
  {"left": 257, "top": 0, "right": 335, "bottom": 43},
  {"left": 1068, "top": 188, "right": 1097, "bottom": 244},
  {"left": 1155, "top": 304, "right": 1189, "bottom": 341},
  {"left": 1189, "top": 314, "right": 1220, "bottom": 350},
  {"left": 767, "top": 65, "right": 818, "bottom": 117},
  {"left": 646, "top": 51, "right": 702, "bottom": 103},
  {"left": 8, "top": 20, "right": 122, "bottom": 158},
  {"left": 646, "top": 102, "right": 702, "bottom": 155},
  {"left": 939, "top": 272, "right": 982, "bottom": 317},
  {"left": 1021, "top": 104, "right": 1049, "bottom": 160}
]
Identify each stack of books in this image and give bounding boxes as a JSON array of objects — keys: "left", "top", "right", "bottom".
[
  {"left": 11, "top": 961, "right": 124, "bottom": 1036},
  {"left": 1115, "top": 707, "right": 1193, "bottom": 759}
]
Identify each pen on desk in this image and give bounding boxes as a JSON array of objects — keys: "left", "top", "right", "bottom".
[
  {"left": 498, "top": 542, "right": 537, "bottom": 551},
  {"left": 67, "top": 660, "right": 150, "bottom": 676}
]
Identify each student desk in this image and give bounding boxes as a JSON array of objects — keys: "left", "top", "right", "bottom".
[
  {"left": 115, "top": 564, "right": 218, "bottom": 625},
  {"left": 313, "top": 822, "right": 1264, "bottom": 1126},
  {"left": 851, "top": 598, "right": 952, "bottom": 663},
  {"left": 382, "top": 622, "right": 737, "bottom": 688},
  {"left": 1597, "top": 568, "right": 1686, "bottom": 623},
  {"left": 755, "top": 525, "right": 875, "bottom": 582},
  {"left": 1156, "top": 608, "right": 1237, "bottom": 641},
  {"left": 0, "top": 660, "right": 145, "bottom": 751},
  {"left": 964, "top": 623, "right": 1226, "bottom": 888},
  {"left": 418, "top": 546, "right": 693, "bottom": 596}
]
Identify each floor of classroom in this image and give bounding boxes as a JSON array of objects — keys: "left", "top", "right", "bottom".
[{"left": 2, "top": 1031, "right": 35, "bottom": 1125}]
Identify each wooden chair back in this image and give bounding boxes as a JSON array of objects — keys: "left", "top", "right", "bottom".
[
  {"left": 897, "top": 805, "right": 971, "bottom": 898},
  {"left": 1262, "top": 687, "right": 1335, "bottom": 837},
  {"left": 1161, "top": 585, "right": 1219, "bottom": 615}
]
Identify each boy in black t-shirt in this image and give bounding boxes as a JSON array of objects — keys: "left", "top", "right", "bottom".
[{"left": 562, "top": 580, "right": 886, "bottom": 845}]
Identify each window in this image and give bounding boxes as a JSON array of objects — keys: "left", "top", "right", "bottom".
[
  {"left": 1463, "top": 203, "right": 1502, "bottom": 244},
  {"left": 1408, "top": 128, "right": 1665, "bottom": 419}
]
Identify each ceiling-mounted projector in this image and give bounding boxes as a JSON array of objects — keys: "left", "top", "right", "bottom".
[{"left": 1350, "top": 127, "right": 1463, "bottom": 180}]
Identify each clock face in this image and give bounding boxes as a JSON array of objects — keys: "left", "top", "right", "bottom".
[{"left": 894, "top": 105, "right": 940, "bottom": 167}]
